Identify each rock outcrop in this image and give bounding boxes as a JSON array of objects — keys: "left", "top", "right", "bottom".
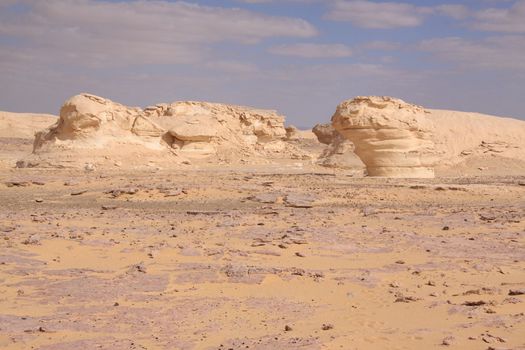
[
  {"left": 30, "top": 93, "right": 309, "bottom": 168},
  {"left": 312, "top": 123, "right": 365, "bottom": 171},
  {"left": 332, "top": 96, "right": 525, "bottom": 177},
  {"left": 332, "top": 97, "right": 436, "bottom": 177},
  {"left": 312, "top": 123, "right": 339, "bottom": 146}
]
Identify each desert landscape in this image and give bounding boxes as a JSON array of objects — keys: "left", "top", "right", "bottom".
[
  {"left": 1, "top": 0, "right": 525, "bottom": 349},
  {"left": 0, "top": 93, "right": 524, "bottom": 350}
]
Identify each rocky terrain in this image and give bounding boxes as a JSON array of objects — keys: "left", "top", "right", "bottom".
[
  {"left": 0, "top": 95, "right": 524, "bottom": 349},
  {"left": 0, "top": 166, "right": 524, "bottom": 349}
]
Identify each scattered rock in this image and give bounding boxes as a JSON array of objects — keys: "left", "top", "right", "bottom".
[
  {"left": 284, "top": 193, "right": 316, "bottom": 208},
  {"left": 128, "top": 262, "right": 147, "bottom": 274},
  {"left": 508, "top": 289, "right": 525, "bottom": 296},
  {"left": 395, "top": 295, "right": 420, "bottom": 303},
  {"left": 163, "top": 189, "right": 185, "bottom": 197},
  {"left": 441, "top": 336, "right": 455, "bottom": 346},
  {"left": 84, "top": 163, "right": 96, "bottom": 172},
  {"left": 462, "top": 300, "right": 488, "bottom": 306},
  {"left": 71, "top": 190, "right": 88, "bottom": 196},
  {"left": 248, "top": 193, "right": 282, "bottom": 204},
  {"left": 106, "top": 188, "right": 139, "bottom": 197},
  {"left": 479, "top": 214, "right": 496, "bottom": 222},
  {"left": 22, "top": 234, "right": 41, "bottom": 245},
  {"left": 101, "top": 205, "right": 117, "bottom": 210},
  {"left": 502, "top": 297, "right": 521, "bottom": 304},
  {"left": 0, "top": 225, "right": 16, "bottom": 233},
  {"left": 321, "top": 324, "right": 334, "bottom": 331},
  {"left": 5, "top": 180, "right": 31, "bottom": 187}
]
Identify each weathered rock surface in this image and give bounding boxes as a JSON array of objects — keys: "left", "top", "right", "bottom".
[
  {"left": 312, "top": 123, "right": 365, "bottom": 171},
  {"left": 332, "top": 96, "right": 436, "bottom": 178},
  {"left": 332, "top": 96, "right": 525, "bottom": 178},
  {"left": 312, "top": 123, "right": 339, "bottom": 145},
  {"left": 29, "top": 93, "right": 309, "bottom": 168}
]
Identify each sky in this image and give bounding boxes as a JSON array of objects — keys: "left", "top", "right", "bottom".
[{"left": 0, "top": 0, "right": 524, "bottom": 126}]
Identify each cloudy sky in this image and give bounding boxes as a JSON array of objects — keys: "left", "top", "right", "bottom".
[{"left": 1, "top": 0, "right": 524, "bottom": 126}]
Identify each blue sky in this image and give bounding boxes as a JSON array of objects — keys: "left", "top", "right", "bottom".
[{"left": 0, "top": 0, "right": 524, "bottom": 126}]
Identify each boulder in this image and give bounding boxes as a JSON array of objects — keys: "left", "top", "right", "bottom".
[
  {"left": 312, "top": 123, "right": 365, "bottom": 171},
  {"left": 312, "top": 123, "right": 338, "bottom": 145}
]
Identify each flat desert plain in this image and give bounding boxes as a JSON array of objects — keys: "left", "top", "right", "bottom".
[{"left": 1, "top": 165, "right": 524, "bottom": 349}]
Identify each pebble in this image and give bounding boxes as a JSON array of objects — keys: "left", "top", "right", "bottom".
[
  {"left": 508, "top": 289, "right": 525, "bottom": 296},
  {"left": 71, "top": 190, "right": 88, "bottom": 196},
  {"left": 441, "top": 336, "right": 455, "bottom": 346},
  {"left": 321, "top": 324, "right": 334, "bottom": 331},
  {"left": 101, "top": 205, "right": 117, "bottom": 210},
  {"left": 22, "top": 234, "right": 41, "bottom": 245}
]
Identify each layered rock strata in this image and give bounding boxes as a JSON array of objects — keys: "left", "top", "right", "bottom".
[
  {"left": 332, "top": 97, "right": 436, "bottom": 177},
  {"left": 31, "top": 93, "right": 308, "bottom": 167}
]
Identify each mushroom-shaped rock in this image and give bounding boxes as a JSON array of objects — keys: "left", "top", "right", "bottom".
[{"left": 332, "top": 96, "right": 436, "bottom": 178}]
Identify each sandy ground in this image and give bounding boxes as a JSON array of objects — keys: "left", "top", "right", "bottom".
[
  {"left": 0, "top": 114, "right": 524, "bottom": 349},
  {"left": 1, "top": 163, "right": 524, "bottom": 350}
]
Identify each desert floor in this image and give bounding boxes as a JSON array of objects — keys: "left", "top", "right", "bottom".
[{"left": 1, "top": 165, "right": 524, "bottom": 350}]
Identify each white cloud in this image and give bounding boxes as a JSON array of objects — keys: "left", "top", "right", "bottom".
[
  {"left": 435, "top": 4, "right": 469, "bottom": 20},
  {"left": 204, "top": 60, "right": 260, "bottom": 74},
  {"left": 419, "top": 35, "right": 525, "bottom": 70},
  {"left": 325, "top": 1, "right": 469, "bottom": 29},
  {"left": 0, "top": 0, "right": 317, "bottom": 67},
  {"left": 362, "top": 41, "right": 401, "bottom": 51},
  {"left": 325, "top": 0, "right": 431, "bottom": 28},
  {"left": 269, "top": 43, "right": 353, "bottom": 58},
  {"left": 472, "top": 0, "right": 525, "bottom": 33}
]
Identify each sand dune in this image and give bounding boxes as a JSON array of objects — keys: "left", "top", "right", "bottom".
[{"left": 0, "top": 112, "right": 56, "bottom": 139}]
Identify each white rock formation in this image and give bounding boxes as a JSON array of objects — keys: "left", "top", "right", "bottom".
[
  {"left": 332, "top": 97, "right": 436, "bottom": 177},
  {"left": 332, "top": 96, "right": 525, "bottom": 177},
  {"left": 312, "top": 123, "right": 365, "bottom": 171},
  {"left": 30, "top": 93, "right": 308, "bottom": 167}
]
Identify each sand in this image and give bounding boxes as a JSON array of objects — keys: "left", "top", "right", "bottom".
[
  {"left": 0, "top": 109, "right": 524, "bottom": 349},
  {"left": 1, "top": 164, "right": 524, "bottom": 349}
]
